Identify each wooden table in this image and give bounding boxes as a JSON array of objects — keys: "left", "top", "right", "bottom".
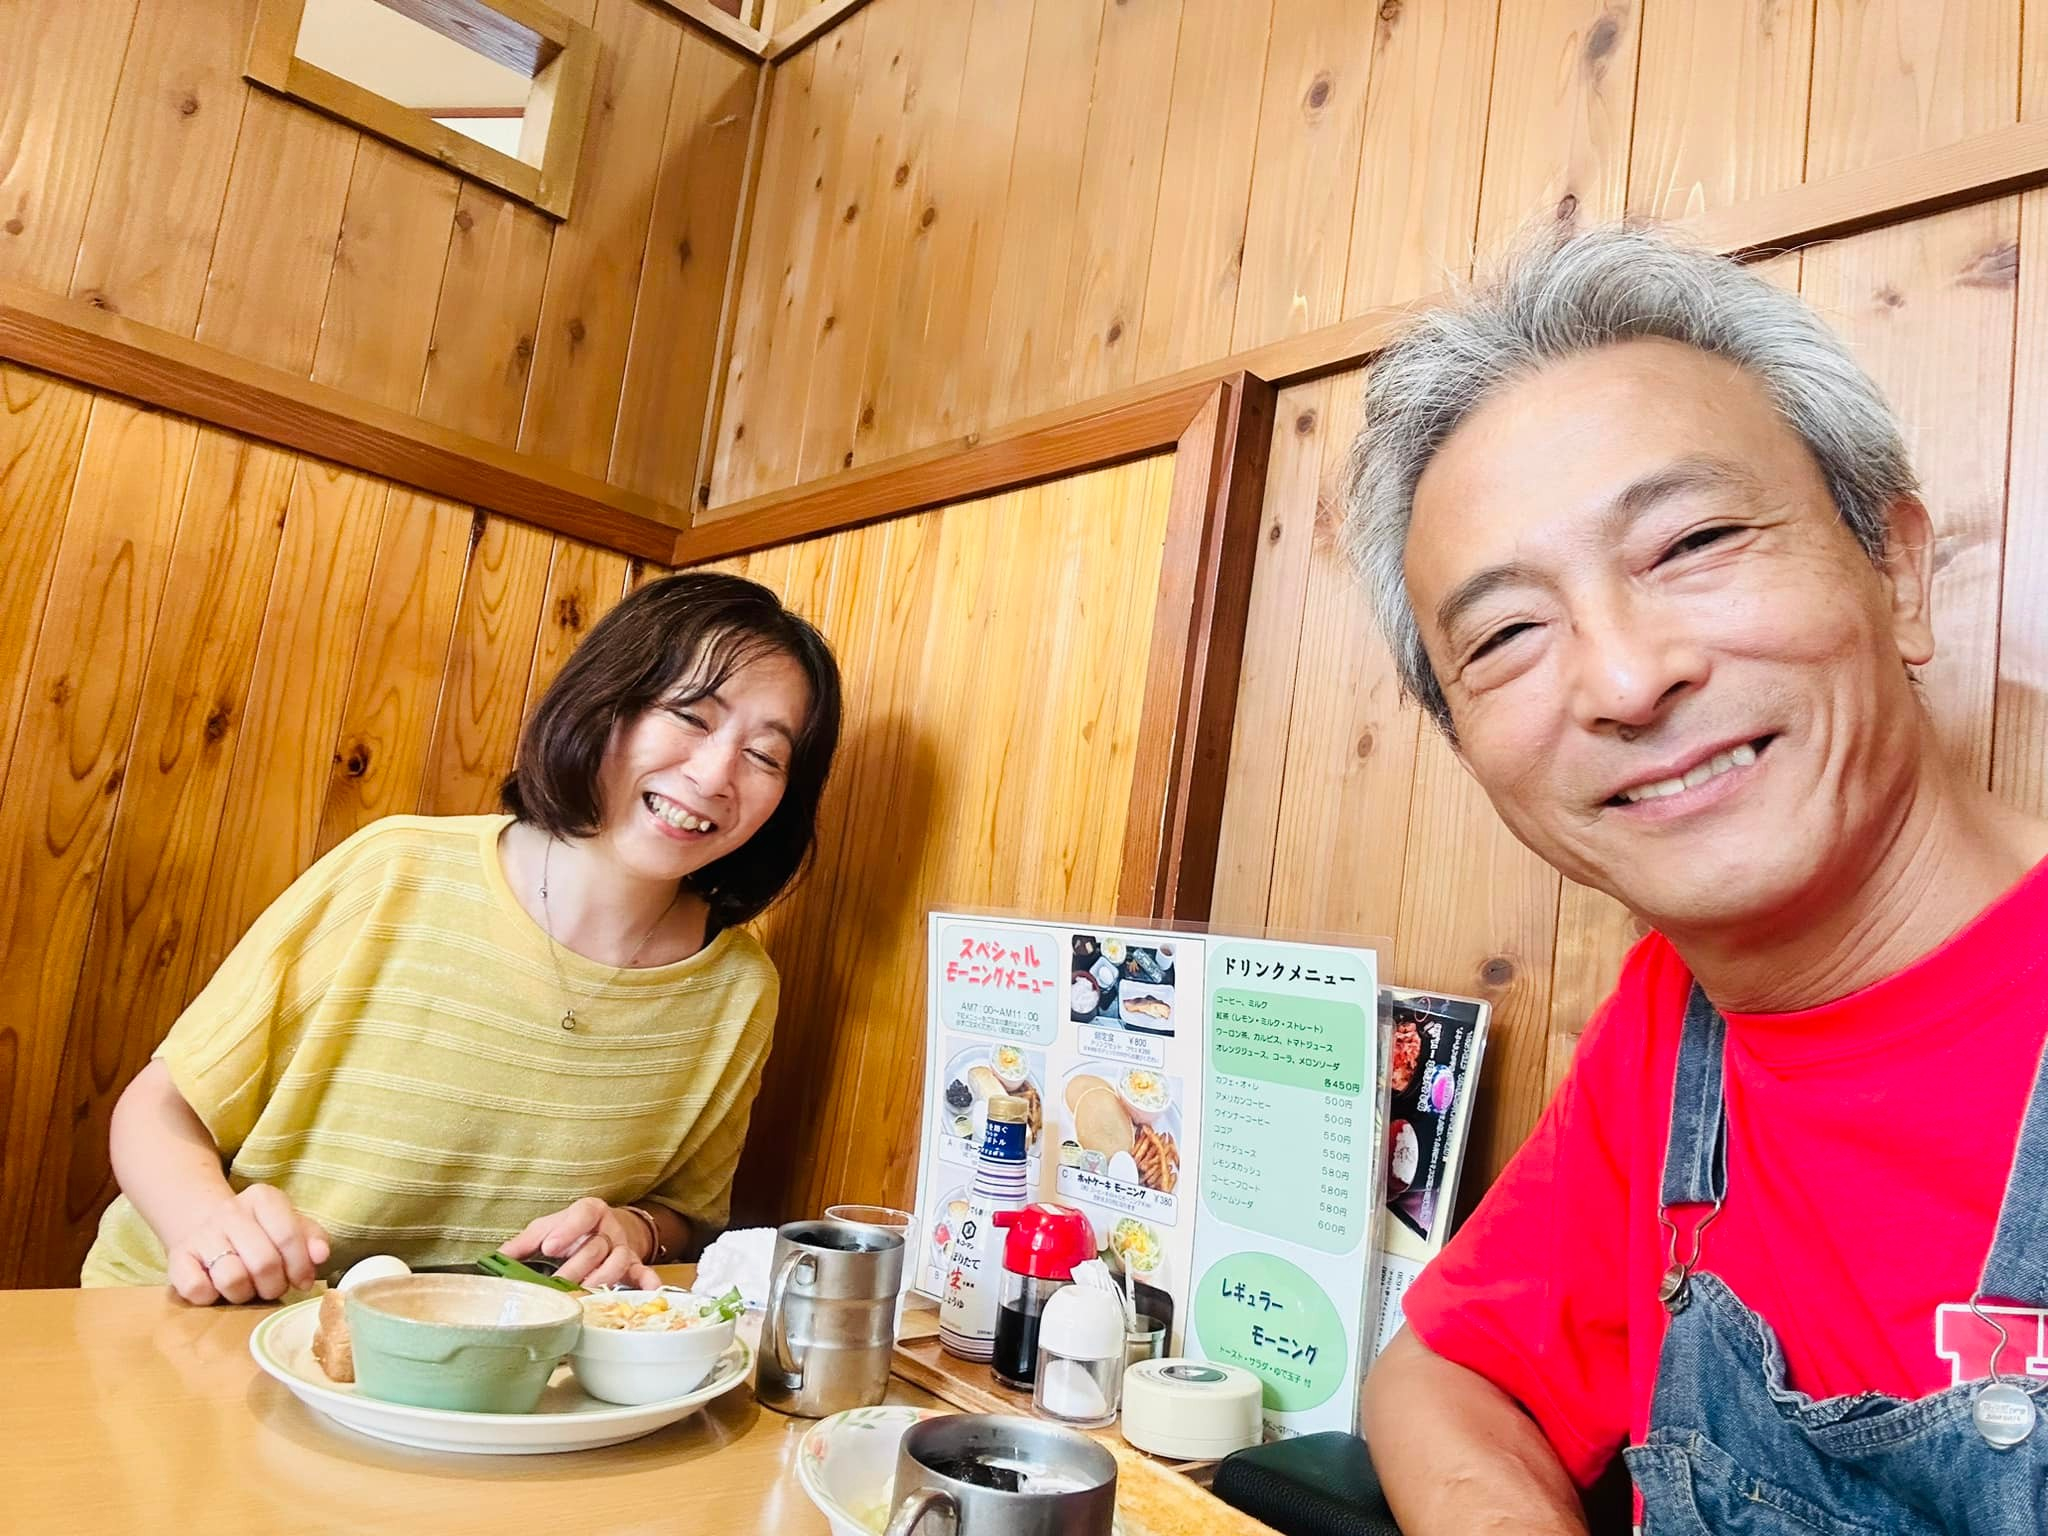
[{"left": 0, "top": 1269, "right": 939, "bottom": 1534}]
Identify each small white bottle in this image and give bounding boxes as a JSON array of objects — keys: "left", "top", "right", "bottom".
[
  {"left": 939, "top": 1094, "right": 1030, "bottom": 1361},
  {"left": 1034, "top": 1260, "right": 1128, "bottom": 1428}
]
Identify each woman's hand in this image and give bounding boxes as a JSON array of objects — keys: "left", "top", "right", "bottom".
[
  {"left": 166, "top": 1184, "right": 331, "bottom": 1305},
  {"left": 500, "top": 1197, "right": 660, "bottom": 1290}
]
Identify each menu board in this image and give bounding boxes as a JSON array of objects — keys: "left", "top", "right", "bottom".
[
  {"left": 915, "top": 916, "right": 1207, "bottom": 1351},
  {"left": 912, "top": 913, "right": 1388, "bottom": 1426},
  {"left": 1186, "top": 939, "right": 1386, "bottom": 1438},
  {"left": 1368, "top": 988, "right": 1491, "bottom": 1357}
]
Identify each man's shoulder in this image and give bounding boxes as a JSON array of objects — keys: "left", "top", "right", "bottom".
[{"left": 1571, "top": 928, "right": 1695, "bottom": 1075}]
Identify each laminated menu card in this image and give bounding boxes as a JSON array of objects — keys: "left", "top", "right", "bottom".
[
  {"left": 912, "top": 912, "right": 1390, "bottom": 1434},
  {"left": 1183, "top": 937, "right": 1387, "bottom": 1438},
  {"left": 913, "top": 914, "right": 1208, "bottom": 1353},
  {"left": 1366, "top": 988, "right": 1491, "bottom": 1359}
]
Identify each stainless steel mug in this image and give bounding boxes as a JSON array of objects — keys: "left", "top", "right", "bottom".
[
  {"left": 754, "top": 1219, "right": 905, "bottom": 1418},
  {"left": 883, "top": 1414, "right": 1118, "bottom": 1536}
]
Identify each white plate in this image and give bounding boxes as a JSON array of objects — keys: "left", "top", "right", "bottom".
[{"left": 249, "top": 1296, "right": 752, "bottom": 1454}]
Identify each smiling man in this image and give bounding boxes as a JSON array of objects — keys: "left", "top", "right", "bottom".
[{"left": 1349, "top": 228, "right": 2048, "bottom": 1533}]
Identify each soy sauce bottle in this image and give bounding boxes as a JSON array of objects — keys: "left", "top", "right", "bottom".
[{"left": 989, "top": 1203, "right": 1096, "bottom": 1389}]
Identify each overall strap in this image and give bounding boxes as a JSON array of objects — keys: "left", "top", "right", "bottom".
[
  {"left": 1976, "top": 1036, "right": 2048, "bottom": 1305},
  {"left": 1660, "top": 983, "right": 1729, "bottom": 1209}
]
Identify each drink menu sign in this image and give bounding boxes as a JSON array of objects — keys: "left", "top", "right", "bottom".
[
  {"left": 1186, "top": 939, "right": 1386, "bottom": 1438},
  {"left": 913, "top": 912, "right": 1387, "bottom": 1434}
]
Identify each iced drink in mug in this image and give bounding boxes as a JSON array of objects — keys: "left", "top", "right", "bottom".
[{"left": 825, "top": 1204, "right": 917, "bottom": 1338}]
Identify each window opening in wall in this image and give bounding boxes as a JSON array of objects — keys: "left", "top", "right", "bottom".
[{"left": 246, "top": 0, "right": 597, "bottom": 218}]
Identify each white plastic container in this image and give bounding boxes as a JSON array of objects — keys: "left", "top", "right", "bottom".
[
  {"left": 1120, "top": 1358, "right": 1264, "bottom": 1460},
  {"left": 1033, "top": 1277, "right": 1127, "bottom": 1428}
]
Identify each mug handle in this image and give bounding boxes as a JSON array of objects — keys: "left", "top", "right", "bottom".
[
  {"left": 760, "top": 1247, "right": 814, "bottom": 1384},
  {"left": 883, "top": 1488, "right": 956, "bottom": 1536}
]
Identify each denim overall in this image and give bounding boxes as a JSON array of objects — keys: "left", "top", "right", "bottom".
[{"left": 1625, "top": 987, "right": 2048, "bottom": 1533}]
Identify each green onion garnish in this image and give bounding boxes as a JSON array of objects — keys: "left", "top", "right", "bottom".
[{"left": 477, "top": 1251, "right": 581, "bottom": 1292}]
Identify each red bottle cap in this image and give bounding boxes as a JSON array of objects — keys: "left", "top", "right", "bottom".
[{"left": 992, "top": 1202, "right": 1096, "bottom": 1281}]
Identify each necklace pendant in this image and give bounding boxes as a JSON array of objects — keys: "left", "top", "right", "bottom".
[{"left": 561, "top": 1008, "right": 577, "bottom": 1031}]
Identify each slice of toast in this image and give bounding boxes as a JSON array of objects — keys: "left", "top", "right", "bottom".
[
  {"left": 1107, "top": 1441, "right": 1279, "bottom": 1536},
  {"left": 311, "top": 1289, "right": 354, "bottom": 1382}
]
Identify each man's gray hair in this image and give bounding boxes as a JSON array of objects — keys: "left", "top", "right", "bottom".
[{"left": 1342, "top": 224, "right": 1919, "bottom": 734}]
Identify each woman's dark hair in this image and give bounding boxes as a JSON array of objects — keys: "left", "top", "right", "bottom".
[{"left": 502, "top": 572, "right": 842, "bottom": 930}]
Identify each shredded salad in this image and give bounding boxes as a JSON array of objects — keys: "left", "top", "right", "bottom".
[{"left": 579, "top": 1287, "right": 746, "bottom": 1332}]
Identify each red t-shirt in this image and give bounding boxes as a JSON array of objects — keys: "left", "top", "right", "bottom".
[{"left": 1402, "top": 856, "right": 2048, "bottom": 1487}]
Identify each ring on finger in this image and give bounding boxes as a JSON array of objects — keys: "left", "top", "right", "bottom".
[{"left": 202, "top": 1249, "right": 233, "bottom": 1270}]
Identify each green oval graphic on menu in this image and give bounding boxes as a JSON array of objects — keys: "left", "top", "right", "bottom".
[{"left": 1193, "top": 1252, "right": 1346, "bottom": 1412}]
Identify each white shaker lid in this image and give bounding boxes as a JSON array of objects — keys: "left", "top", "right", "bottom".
[{"left": 1038, "top": 1282, "right": 1126, "bottom": 1361}]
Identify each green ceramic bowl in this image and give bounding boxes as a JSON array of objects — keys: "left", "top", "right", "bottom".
[{"left": 345, "top": 1274, "right": 583, "bottom": 1414}]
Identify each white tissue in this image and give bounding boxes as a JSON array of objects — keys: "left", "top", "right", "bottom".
[{"left": 693, "top": 1226, "right": 778, "bottom": 1309}]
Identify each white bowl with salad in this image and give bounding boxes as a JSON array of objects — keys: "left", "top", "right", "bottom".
[{"left": 569, "top": 1287, "right": 745, "bottom": 1406}]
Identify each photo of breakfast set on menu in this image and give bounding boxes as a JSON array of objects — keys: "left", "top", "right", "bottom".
[{"left": 1068, "top": 933, "right": 1177, "bottom": 1034}]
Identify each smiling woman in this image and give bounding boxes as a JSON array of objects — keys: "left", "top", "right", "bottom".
[{"left": 82, "top": 574, "right": 842, "bottom": 1304}]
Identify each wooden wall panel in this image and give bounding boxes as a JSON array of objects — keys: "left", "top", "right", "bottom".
[
  {"left": 68, "top": 0, "right": 257, "bottom": 332},
  {"left": 1228, "top": 0, "right": 1372, "bottom": 349},
  {"left": 7, "top": 0, "right": 754, "bottom": 517},
  {"left": 516, "top": 0, "right": 684, "bottom": 478},
  {"left": 1626, "top": 0, "right": 1814, "bottom": 222},
  {"left": 1998, "top": 183, "right": 2048, "bottom": 817},
  {"left": 26, "top": 431, "right": 295, "bottom": 1284},
  {"left": 1133, "top": 0, "right": 1273, "bottom": 382},
  {"left": 0, "top": 0, "right": 140, "bottom": 291},
  {"left": 1341, "top": 0, "right": 1497, "bottom": 315},
  {"left": 0, "top": 398, "right": 196, "bottom": 1285},
  {"left": 726, "top": 453, "right": 1179, "bottom": 1224}
]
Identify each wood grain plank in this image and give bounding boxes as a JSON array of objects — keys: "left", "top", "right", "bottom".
[
  {"left": 1263, "top": 377, "right": 1420, "bottom": 946},
  {"left": 1342, "top": 0, "right": 1498, "bottom": 313},
  {"left": 1474, "top": 0, "right": 1641, "bottom": 259},
  {"left": 1799, "top": 205, "right": 2019, "bottom": 781},
  {"left": 0, "top": 281, "right": 686, "bottom": 558},
  {"left": 1056, "top": 0, "right": 1183, "bottom": 404},
  {"left": 1229, "top": 0, "right": 1373, "bottom": 349},
  {"left": 68, "top": 0, "right": 258, "bottom": 334},
  {"left": 1134, "top": 0, "right": 1274, "bottom": 382},
  {"left": 609, "top": 37, "right": 759, "bottom": 505},
  {"left": 194, "top": 89, "right": 359, "bottom": 374},
  {"left": 1625, "top": 0, "right": 1814, "bottom": 221},
  {"left": 1808, "top": 0, "right": 2020, "bottom": 179},
  {"left": 521, "top": 537, "right": 632, "bottom": 710},
  {"left": 701, "top": 43, "right": 817, "bottom": 502},
  {"left": 712, "top": 21, "right": 859, "bottom": 500},
  {"left": 187, "top": 459, "right": 387, "bottom": 985},
  {"left": 0, "top": 369, "right": 96, "bottom": 806},
  {"left": 517, "top": 0, "right": 684, "bottom": 477},
  {"left": 310, "top": 141, "right": 460, "bottom": 411},
  {"left": 416, "top": 187, "right": 556, "bottom": 447},
  {"left": 982, "top": 0, "right": 1111, "bottom": 423},
  {"left": 915, "top": 0, "right": 1034, "bottom": 447},
  {"left": 1207, "top": 377, "right": 1331, "bottom": 931},
  {"left": 1392, "top": 728, "right": 1564, "bottom": 1198},
  {"left": 418, "top": 515, "right": 555, "bottom": 815},
  {"left": 25, "top": 430, "right": 294, "bottom": 1285},
  {"left": 316, "top": 494, "right": 475, "bottom": 855},
  {"left": 0, "top": 0, "right": 140, "bottom": 290},
  {"left": 847, "top": 0, "right": 978, "bottom": 468},
  {"left": 1996, "top": 184, "right": 2048, "bottom": 814},
  {"left": 0, "top": 398, "right": 197, "bottom": 1285},
  {"left": 791, "top": 0, "right": 913, "bottom": 483}
]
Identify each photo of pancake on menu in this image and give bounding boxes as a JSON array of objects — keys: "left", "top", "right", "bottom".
[{"left": 1370, "top": 987, "right": 1490, "bottom": 1356}]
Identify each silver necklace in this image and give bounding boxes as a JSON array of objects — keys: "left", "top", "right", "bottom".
[{"left": 537, "top": 837, "right": 682, "bottom": 1030}]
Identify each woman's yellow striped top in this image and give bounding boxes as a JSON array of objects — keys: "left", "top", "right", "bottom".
[{"left": 83, "top": 814, "right": 777, "bottom": 1286}]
